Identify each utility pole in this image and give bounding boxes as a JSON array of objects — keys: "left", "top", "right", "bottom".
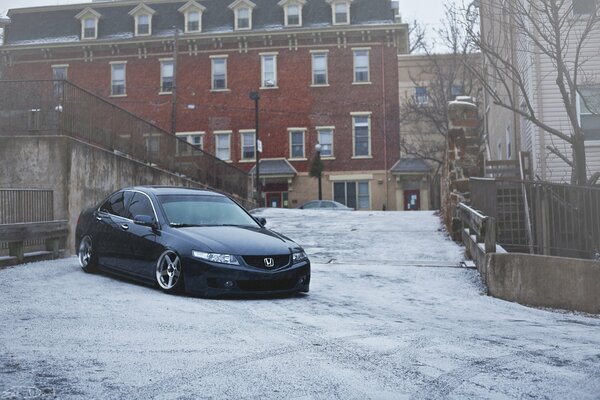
[
  {"left": 249, "top": 91, "right": 261, "bottom": 205},
  {"left": 170, "top": 26, "right": 179, "bottom": 135}
]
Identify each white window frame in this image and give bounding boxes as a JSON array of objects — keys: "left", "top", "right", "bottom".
[
  {"left": 240, "top": 130, "right": 256, "bottom": 161},
  {"left": 176, "top": 131, "right": 205, "bottom": 155},
  {"left": 260, "top": 52, "right": 279, "bottom": 89},
  {"left": 211, "top": 55, "right": 228, "bottom": 91},
  {"left": 83, "top": 17, "right": 98, "bottom": 40},
  {"left": 136, "top": 14, "right": 151, "bottom": 36},
  {"left": 186, "top": 11, "right": 201, "bottom": 33},
  {"left": 75, "top": 8, "right": 101, "bottom": 41},
  {"left": 214, "top": 131, "right": 232, "bottom": 161},
  {"left": 288, "top": 128, "right": 307, "bottom": 160},
  {"left": 311, "top": 50, "right": 329, "bottom": 87},
  {"left": 577, "top": 86, "right": 600, "bottom": 142},
  {"left": 415, "top": 86, "right": 428, "bottom": 105},
  {"left": 317, "top": 126, "right": 335, "bottom": 158},
  {"left": 229, "top": 1, "right": 257, "bottom": 31},
  {"left": 52, "top": 64, "right": 69, "bottom": 80},
  {"left": 332, "top": 180, "right": 371, "bottom": 210},
  {"left": 278, "top": 0, "right": 306, "bottom": 27},
  {"left": 353, "top": 48, "right": 370, "bottom": 84},
  {"left": 351, "top": 112, "right": 372, "bottom": 158},
  {"left": 327, "top": 0, "right": 351, "bottom": 25},
  {"left": 129, "top": 4, "right": 156, "bottom": 37},
  {"left": 110, "top": 61, "right": 127, "bottom": 97},
  {"left": 160, "top": 58, "right": 174, "bottom": 94},
  {"left": 178, "top": 1, "right": 206, "bottom": 33}
]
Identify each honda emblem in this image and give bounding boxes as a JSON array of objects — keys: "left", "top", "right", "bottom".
[{"left": 264, "top": 257, "right": 275, "bottom": 268}]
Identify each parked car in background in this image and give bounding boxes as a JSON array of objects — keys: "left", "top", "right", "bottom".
[
  {"left": 297, "top": 200, "right": 354, "bottom": 211},
  {"left": 76, "top": 186, "right": 310, "bottom": 297}
]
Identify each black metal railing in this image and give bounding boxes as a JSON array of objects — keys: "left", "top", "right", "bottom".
[
  {"left": 470, "top": 178, "right": 600, "bottom": 259},
  {"left": 0, "top": 80, "right": 249, "bottom": 200}
]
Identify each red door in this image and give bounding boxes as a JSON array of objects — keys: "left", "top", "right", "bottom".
[
  {"left": 404, "top": 190, "right": 420, "bottom": 211},
  {"left": 266, "top": 192, "right": 282, "bottom": 208}
]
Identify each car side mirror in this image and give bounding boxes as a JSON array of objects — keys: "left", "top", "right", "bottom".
[
  {"left": 134, "top": 214, "right": 157, "bottom": 229},
  {"left": 255, "top": 217, "right": 267, "bottom": 226}
]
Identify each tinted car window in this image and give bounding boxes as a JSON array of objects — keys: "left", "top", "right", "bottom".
[
  {"left": 99, "top": 191, "right": 132, "bottom": 218},
  {"left": 158, "top": 194, "right": 258, "bottom": 227},
  {"left": 321, "top": 201, "right": 335, "bottom": 208},
  {"left": 302, "top": 201, "right": 319, "bottom": 209},
  {"left": 127, "top": 192, "right": 155, "bottom": 220}
]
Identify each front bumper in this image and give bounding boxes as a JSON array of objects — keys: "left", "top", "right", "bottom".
[{"left": 182, "top": 257, "right": 311, "bottom": 297}]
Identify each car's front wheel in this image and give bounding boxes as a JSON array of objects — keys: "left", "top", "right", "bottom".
[
  {"left": 156, "top": 250, "right": 183, "bottom": 293},
  {"left": 78, "top": 235, "right": 98, "bottom": 273}
]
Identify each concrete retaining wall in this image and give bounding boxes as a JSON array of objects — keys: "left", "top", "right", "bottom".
[
  {"left": 0, "top": 135, "right": 253, "bottom": 254},
  {"left": 483, "top": 253, "right": 600, "bottom": 314}
]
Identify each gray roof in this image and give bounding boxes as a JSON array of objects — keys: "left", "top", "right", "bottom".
[
  {"left": 249, "top": 159, "right": 297, "bottom": 176},
  {"left": 390, "top": 158, "right": 433, "bottom": 174},
  {"left": 5, "top": 0, "right": 396, "bottom": 46}
]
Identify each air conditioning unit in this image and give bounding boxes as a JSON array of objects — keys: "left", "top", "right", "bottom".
[{"left": 264, "top": 80, "right": 275, "bottom": 87}]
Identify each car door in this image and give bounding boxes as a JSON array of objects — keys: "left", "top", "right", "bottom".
[
  {"left": 122, "top": 191, "right": 162, "bottom": 280},
  {"left": 95, "top": 190, "right": 133, "bottom": 271}
]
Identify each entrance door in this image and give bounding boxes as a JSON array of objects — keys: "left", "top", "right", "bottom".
[
  {"left": 404, "top": 190, "right": 420, "bottom": 211},
  {"left": 266, "top": 192, "right": 282, "bottom": 208}
]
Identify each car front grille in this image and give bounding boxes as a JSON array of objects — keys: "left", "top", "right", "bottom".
[
  {"left": 237, "top": 278, "right": 298, "bottom": 292},
  {"left": 242, "top": 254, "right": 290, "bottom": 269}
]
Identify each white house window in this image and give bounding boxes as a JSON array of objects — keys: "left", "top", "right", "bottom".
[
  {"left": 334, "top": 181, "right": 369, "bottom": 210},
  {"left": 317, "top": 128, "right": 334, "bottom": 157},
  {"left": 229, "top": 1, "right": 256, "bottom": 30},
  {"left": 352, "top": 113, "right": 371, "bottom": 157},
  {"left": 160, "top": 59, "right": 174, "bottom": 93},
  {"left": 327, "top": 0, "right": 351, "bottom": 25},
  {"left": 215, "top": 132, "right": 232, "bottom": 161},
  {"left": 311, "top": 52, "right": 328, "bottom": 86},
  {"left": 261, "top": 53, "right": 278, "bottom": 88},
  {"left": 573, "top": 0, "right": 596, "bottom": 15},
  {"left": 287, "top": 4, "right": 300, "bottom": 25},
  {"left": 240, "top": 130, "right": 256, "bottom": 160},
  {"left": 415, "top": 86, "right": 428, "bottom": 105},
  {"left": 129, "top": 5, "right": 156, "bottom": 37},
  {"left": 110, "top": 62, "right": 126, "bottom": 96},
  {"left": 211, "top": 56, "right": 228, "bottom": 90},
  {"left": 578, "top": 86, "right": 600, "bottom": 141},
  {"left": 178, "top": 1, "right": 206, "bottom": 33},
  {"left": 75, "top": 8, "right": 101, "bottom": 40},
  {"left": 353, "top": 49, "right": 370, "bottom": 83},
  {"left": 176, "top": 132, "right": 204, "bottom": 155},
  {"left": 289, "top": 129, "right": 306, "bottom": 159},
  {"left": 52, "top": 65, "right": 68, "bottom": 97},
  {"left": 239, "top": 8, "right": 250, "bottom": 28}
]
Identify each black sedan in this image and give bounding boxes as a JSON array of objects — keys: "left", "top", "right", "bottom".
[{"left": 76, "top": 186, "right": 310, "bottom": 297}]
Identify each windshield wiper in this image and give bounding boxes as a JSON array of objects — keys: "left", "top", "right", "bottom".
[{"left": 169, "top": 223, "right": 202, "bottom": 228}]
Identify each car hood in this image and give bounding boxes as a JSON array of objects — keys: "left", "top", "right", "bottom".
[{"left": 175, "top": 225, "right": 298, "bottom": 255}]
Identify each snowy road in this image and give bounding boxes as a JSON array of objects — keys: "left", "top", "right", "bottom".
[{"left": 1, "top": 209, "right": 599, "bottom": 399}]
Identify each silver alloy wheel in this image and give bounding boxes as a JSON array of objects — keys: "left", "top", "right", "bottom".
[
  {"left": 156, "top": 250, "right": 181, "bottom": 290},
  {"left": 78, "top": 236, "right": 93, "bottom": 269}
]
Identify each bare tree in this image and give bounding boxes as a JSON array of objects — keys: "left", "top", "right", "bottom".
[
  {"left": 466, "top": 0, "right": 600, "bottom": 185},
  {"left": 408, "top": 19, "right": 427, "bottom": 54}
]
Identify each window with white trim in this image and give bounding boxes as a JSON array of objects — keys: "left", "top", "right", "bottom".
[
  {"left": 187, "top": 11, "right": 200, "bottom": 32},
  {"left": 312, "top": 52, "right": 328, "bottom": 85},
  {"left": 329, "top": 1, "right": 350, "bottom": 25},
  {"left": 110, "top": 62, "right": 126, "bottom": 96},
  {"left": 211, "top": 57, "right": 227, "bottom": 90},
  {"left": 52, "top": 65, "right": 68, "bottom": 97},
  {"left": 215, "top": 132, "right": 231, "bottom": 161},
  {"left": 578, "top": 86, "right": 600, "bottom": 141},
  {"left": 317, "top": 128, "right": 334, "bottom": 157},
  {"left": 334, "top": 181, "right": 369, "bottom": 210},
  {"left": 240, "top": 131, "right": 256, "bottom": 160},
  {"left": 178, "top": 2, "right": 206, "bottom": 33},
  {"left": 287, "top": 4, "right": 301, "bottom": 26},
  {"left": 261, "top": 54, "right": 278, "bottom": 88},
  {"left": 353, "top": 49, "right": 370, "bottom": 83},
  {"left": 415, "top": 86, "right": 428, "bottom": 105},
  {"left": 137, "top": 14, "right": 151, "bottom": 35},
  {"left": 176, "top": 132, "right": 204, "bottom": 155},
  {"left": 289, "top": 129, "right": 305, "bottom": 159},
  {"left": 83, "top": 18, "right": 97, "bottom": 39},
  {"left": 160, "top": 60, "right": 174, "bottom": 93},
  {"left": 352, "top": 114, "right": 371, "bottom": 157}
]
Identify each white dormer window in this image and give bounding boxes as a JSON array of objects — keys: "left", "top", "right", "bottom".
[
  {"left": 327, "top": 0, "right": 352, "bottom": 25},
  {"left": 178, "top": 1, "right": 206, "bottom": 33},
  {"left": 229, "top": 0, "right": 256, "bottom": 31},
  {"left": 278, "top": 0, "right": 306, "bottom": 27},
  {"left": 75, "top": 8, "right": 101, "bottom": 40},
  {"left": 128, "top": 4, "right": 157, "bottom": 37}
]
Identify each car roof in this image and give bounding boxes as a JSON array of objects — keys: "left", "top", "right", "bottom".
[{"left": 123, "top": 186, "right": 225, "bottom": 197}]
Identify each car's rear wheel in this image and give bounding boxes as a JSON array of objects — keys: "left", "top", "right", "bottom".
[
  {"left": 78, "top": 235, "right": 98, "bottom": 273},
  {"left": 156, "top": 250, "right": 183, "bottom": 293}
]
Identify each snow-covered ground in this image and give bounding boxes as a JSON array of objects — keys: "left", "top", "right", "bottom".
[{"left": 1, "top": 210, "right": 599, "bottom": 399}]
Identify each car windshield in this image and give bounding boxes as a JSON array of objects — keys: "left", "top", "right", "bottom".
[{"left": 158, "top": 194, "right": 259, "bottom": 227}]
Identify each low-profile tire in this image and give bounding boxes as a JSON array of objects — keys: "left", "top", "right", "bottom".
[
  {"left": 156, "top": 250, "right": 184, "bottom": 294},
  {"left": 78, "top": 235, "right": 98, "bottom": 273}
]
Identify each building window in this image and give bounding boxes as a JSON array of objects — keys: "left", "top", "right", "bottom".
[
  {"left": 287, "top": 4, "right": 301, "bottom": 26},
  {"left": 334, "top": 181, "right": 369, "bottom": 210},
  {"left": 240, "top": 131, "right": 256, "bottom": 160},
  {"left": 160, "top": 60, "right": 174, "bottom": 93},
  {"left": 415, "top": 86, "right": 428, "bottom": 105},
  {"left": 317, "top": 128, "right": 334, "bottom": 157},
  {"left": 261, "top": 53, "right": 278, "bottom": 88},
  {"left": 289, "top": 129, "right": 305, "bottom": 159},
  {"left": 352, "top": 114, "right": 371, "bottom": 157},
  {"left": 573, "top": 0, "right": 596, "bottom": 15},
  {"left": 176, "top": 132, "right": 204, "bottom": 155},
  {"left": 188, "top": 11, "right": 200, "bottom": 32},
  {"left": 110, "top": 62, "right": 126, "bottom": 96},
  {"left": 312, "top": 52, "right": 328, "bottom": 86},
  {"left": 330, "top": 1, "right": 350, "bottom": 25},
  {"left": 578, "top": 86, "right": 600, "bottom": 141},
  {"left": 211, "top": 57, "right": 228, "bottom": 90},
  {"left": 215, "top": 132, "right": 231, "bottom": 161},
  {"left": 137, "top": 14, "right": 150, "bottom": 35},
  {"left": 52, "top": 65, "right": 68, "bottom": 97},
  {"left": 129, "top": 5, "right": 156, "bottom": 37},
  {"left": 178, "top": 2, "right": 206, "bottom": 33},
  {"left": 75, "top": 8, "right": 101, "bottom": 40},
  {"left": 353, "top": 49, "right": 370, "bottom": 83}
]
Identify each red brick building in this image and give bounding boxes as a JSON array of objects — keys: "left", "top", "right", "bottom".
[{"left": 1, "top": 0, "right": 408, "bottom": 209}]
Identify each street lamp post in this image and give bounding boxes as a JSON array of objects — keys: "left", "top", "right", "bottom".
[
  {"left": 315, "top": 143, "right": 322, "bottom": 200},
  {"left": 249, "top": 91, "right": 261, "bottom": 205}
]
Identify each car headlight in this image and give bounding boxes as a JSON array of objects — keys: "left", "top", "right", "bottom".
[
  {"left": 192, "top": 251, "right": 240, "bottom": 265},
  {"left": 292, "top": 250, "right": 308, "bottom": 263}
]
